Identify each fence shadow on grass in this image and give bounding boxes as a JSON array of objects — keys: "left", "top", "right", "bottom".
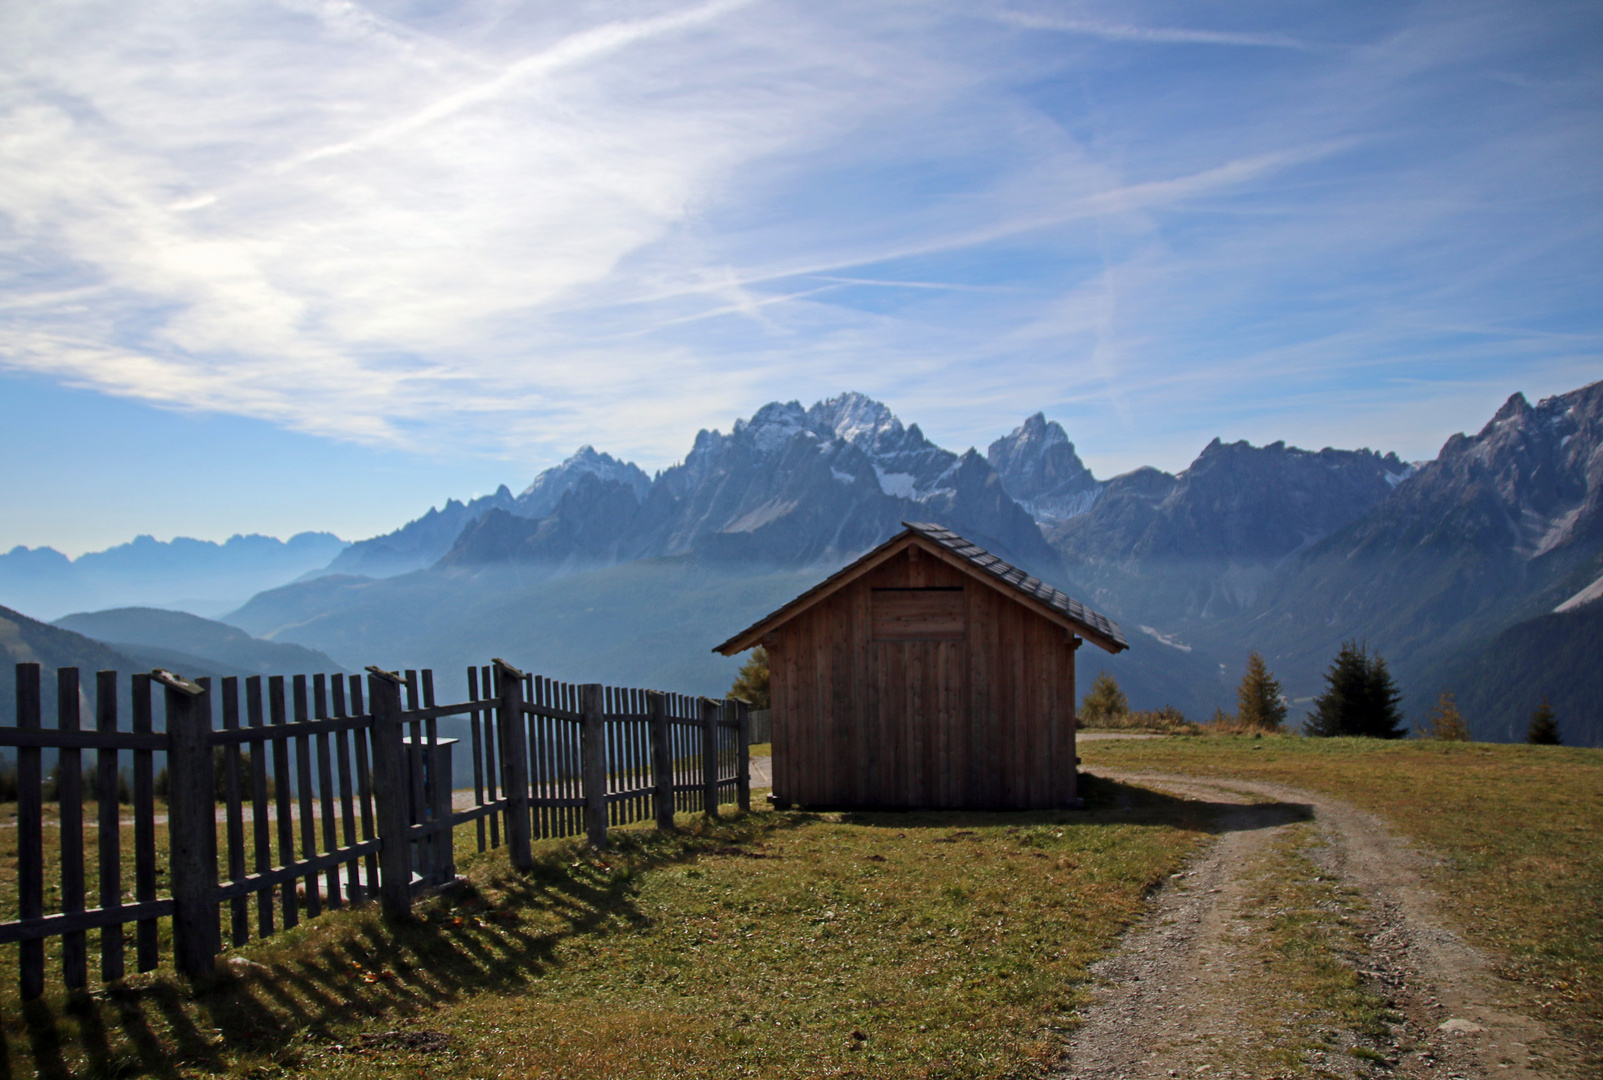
[{"left": 1, "top": 810, "right": 790, "bottom": 1080}]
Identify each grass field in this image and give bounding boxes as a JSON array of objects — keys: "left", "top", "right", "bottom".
[
  {"left": 1079, "top": 734, "right": 1603, "bottom": 1068},
  {"left": 1, "top": 778, "right": 1210, "bottom": 1080},
  {"left": 5, "top": 736, "right": 1595, "bottom": 1077}
]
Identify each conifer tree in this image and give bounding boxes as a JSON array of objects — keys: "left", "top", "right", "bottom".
[
  {"left": 728, "top": 646, "right": 770, "bottom": 709},
  {"left": 1080, "top": 670, "right": 1129, "bottom": 727},
  {"left": 1419, "top": 691, "right": 1470, "bottom": 741},
  {"left": 1526, "top": 697, "right": 1561, "bottom": 745},
  {"left": 1361, "top": 651, "right": 1405, "bottom": 738},
  {"left": 1236, "top": 652, "right": 1288, "bottom": 731},
  {"left": 1305, "top": 640, "right": 1405, "bottom": 738}
]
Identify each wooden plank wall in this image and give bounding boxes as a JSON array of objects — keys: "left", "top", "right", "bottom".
[{"left": 768, "top": 544, "right": 1079, "bottom": 810}]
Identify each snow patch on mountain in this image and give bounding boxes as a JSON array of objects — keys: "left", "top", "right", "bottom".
[
  {"left": 1139, "top": 625, "right": 1193, "bottom": 652},
  {"left": 875, "top": 468, "right": 917, "bottom": 498},
  {"left": 1384, "top": 463, "right": 1419, "bottom": 488},
  {"left": 1556, "top": 570, "right": 1603, "bottom": 612}
]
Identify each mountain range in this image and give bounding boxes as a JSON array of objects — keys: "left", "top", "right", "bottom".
[
  {"left": 3, "top": 385, "right": 1599, "bottom": 746},
  {"left": 0, "top": 603, "right": 344, "bottom": 733},
  {"left": 0, "top": 532, "right": 347, "bottom": 620}
]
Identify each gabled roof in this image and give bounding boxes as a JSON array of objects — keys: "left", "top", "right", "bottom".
[{"left": 713, "top": 521, "right": 1128, "bottom": 656}]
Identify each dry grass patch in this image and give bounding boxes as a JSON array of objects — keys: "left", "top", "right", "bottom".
[{"left": 1080, "top": 734, "right": 1603, "bottom": 1068}]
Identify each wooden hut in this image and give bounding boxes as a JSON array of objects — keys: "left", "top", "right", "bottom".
[{"left": 714, "top": 522, "right": 1127, "bottom": 810}]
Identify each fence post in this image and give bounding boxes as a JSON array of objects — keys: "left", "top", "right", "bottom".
[
  {"left": 156, "top": 669, "right": 219, "bottom": 980},
  {"left": 366, "top": 668, "right": 413, "bottom": 919},
  {"left": 736, "top": 699, "right": 751, "bottom": 812},
  {"left": 700, "top": 697, "right": 720, "bottom": 819},
  {"left": 649, "top": 692, "right": 674, "bottom": 830},
  {"left": 494, "top": 659, "right": 533, "bottom": 871},
  {"left": 580, "top": 684, "right": 608, "bottom": 848}
]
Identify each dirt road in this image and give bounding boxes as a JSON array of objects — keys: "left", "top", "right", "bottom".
[{"left": 1055, "top": 771, "right": 1568, "bottom": 1080}]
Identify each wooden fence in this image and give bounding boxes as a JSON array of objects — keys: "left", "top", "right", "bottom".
[{"left": 0, "top": 659, "right": 749, "bottom": 998}]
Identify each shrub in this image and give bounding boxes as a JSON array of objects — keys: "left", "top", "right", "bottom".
[{"left": 1089, "top": 705, "right": 1199, "bottom": 735}]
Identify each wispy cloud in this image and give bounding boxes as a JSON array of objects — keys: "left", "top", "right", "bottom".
[
  {"left": 0, "top": 0, "right": 1598, "bottom": 494},
  {"left": 289, "top": 0, "right": 755, "bottom": 168},
  {"left": 995, "top": 10, "right": 1314, "bottom": 51}
]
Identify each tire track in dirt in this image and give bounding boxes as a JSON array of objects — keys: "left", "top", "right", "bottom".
[{"left": 1054, "top": 771, "right": 1569, "bottom": 1080}]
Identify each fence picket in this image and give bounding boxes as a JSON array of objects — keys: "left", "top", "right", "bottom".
[
  {"left": 522, "top": 673, "right": 538, "bottom": 846},
  {"left": 349, "top": 675, "right": 378, "bottom": 904},
  {"left": 481, "top": 665, "right": 499, "bottom": 849},
  {"left": 314, "top": 675, "right": 341, "bottom": 909},
  {"left": 17, "top": 663, "right": 44, "bottom": 999},
  {"left": 221, "top": 677, "right": 248, "bottom": 947},
  {"left": 701, "top": 697, "right": 719, "bottom": 819},
  {"left": 467, "top": 666, "right": 486, "bottom": 852},
  {"left": 269, "top": 676, "right": 298, "bottom": 929},
  {"left": 422, "top": 669, "right": 445, "bottom": 884},
  {"left": 737, "top": 699, "right": 752, "bottom": 813},
  {"left": 55, "top": 668, "right": 87, "bottom": 990},
  {"left": 583, "top": 684, "right": 605, "bottom": 846},
  {"left": 332, "top": 675, "right": 362, "bottom": 906},
  {"left": 95, "top": 669, "right": 124, "bottom": 983},
  {"left": 246, "top": 676, "right": 273, "bottom": 939},
  {"left": 292, "top": 676, "right": 320, "bottom": 917},
  {"left": 131, "top": 673, "right": 158, "bottom": 972}
]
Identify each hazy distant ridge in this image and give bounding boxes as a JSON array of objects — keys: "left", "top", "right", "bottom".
[{"left": 0, "top": 532, "right": 347, "bottom": 621}]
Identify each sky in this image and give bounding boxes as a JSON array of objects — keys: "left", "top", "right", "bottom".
[{"left": 2, "top": 0, "right": 1600, "bottom": 556}]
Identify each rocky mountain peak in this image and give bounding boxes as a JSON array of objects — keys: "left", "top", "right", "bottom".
[
  {"left": 987, "top": 413, "right": 1101, "bottom": 525},
  {"left": 515, "top": 447, "right": 650, "bottom": 521},
  {"left": 805, "top": 392, "right": 900, "bottom": 449},
  {"left": 1411, "top": 379, "right": 1603, "bottom": 560},
  {"left": 1489, "top": 391, "right": 1533, "bottom": 426},
  {"left": 1049, "top": 437, "right": 1410, "bottom": 569}
]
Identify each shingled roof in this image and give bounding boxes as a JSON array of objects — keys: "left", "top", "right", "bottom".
[{"left": 714, "top": 521, "right": 1128, "bottom": 655}]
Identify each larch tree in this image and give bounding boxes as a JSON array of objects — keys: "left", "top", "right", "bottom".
[
  {"left": 1419, "top": 691, "right": 1471, "bottom": 741},
  {"left": 1236, "top": 652, "right": 1288, "bottom": 731}
]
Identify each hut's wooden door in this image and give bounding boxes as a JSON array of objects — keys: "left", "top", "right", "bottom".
[{"left": 867, "top": 587, "right": 969, "bottom": 807}]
